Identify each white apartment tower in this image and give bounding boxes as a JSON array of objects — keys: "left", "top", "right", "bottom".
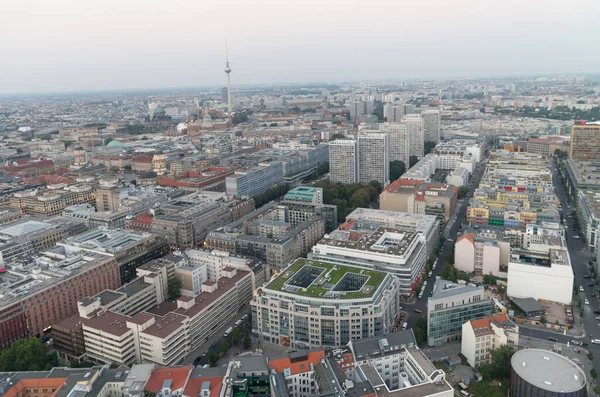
[
  {"left": 402, "top": 114, "right": 425, "bottom": 158},
  {"left": 384, "top": 103, "right": 405, "bottom": 122},
  {"left": 379, "top": 122, "right": 410, "bottom": 165},
  {"left": 422, "top": 109, "right": 441, "bottom": 143},
  {"left": 358, "top": 133, "right": 389, "bottom": 185},
  {"left": 329, "top": 139, "right": 359, "bottom": 184}
]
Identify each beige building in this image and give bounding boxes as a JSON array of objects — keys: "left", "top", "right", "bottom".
[
  {"left": 454, "top": 231, "right": 510, "bottom": 277},
  {"left": 10, "top": 185, "right": 95, "bottom": 216},
  {"left": 570, "top": 122, "right": 600, "bottom": 160},
  {"left": 461, "top": 314, "right": 519, "bottom": 368},
  {"left": 380, "top": 179, "right": 457, "bottom": 222},
  {"left": 95, "top": 184, "right": 121, "bottom": 212}
]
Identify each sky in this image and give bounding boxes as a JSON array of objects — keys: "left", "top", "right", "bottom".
[{"left": 1, "top": 0, "right": 599, "bottom": 94}]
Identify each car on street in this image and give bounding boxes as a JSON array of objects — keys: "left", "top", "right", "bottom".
[
  {"left": 414, "top": 309, "right": 422, "bottom": 314},
  {"left": 588, "top": 283, "right": 595, "bottom": 287},
  {"left": 592, "top": 339, "right": 600, "bottom": 345},
  {"left": 580, "top": 286, "right": 585, "bottom": 292},
  {"left": 572, "top": 339, "right": 583, "bottom": 346},
  {"left": 594, "top": 310, "right": 600, "bottom": 315},
  {"left": 585, "top": 299, "right": 590, "bottom": 305},
  {"left": 584, "top": 274, "right": 592, "bottom": 278},
  {"left": 548, "top": 337, "right": 559, "bottom": 342},
  {"left": 593, "top": 293, "right": 598, "bottom": 298}
]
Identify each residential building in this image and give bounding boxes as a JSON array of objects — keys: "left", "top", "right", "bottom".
[
  {"left": 446, "top": 167, "right": 470, "bottom": 187},
  {"left": 282, "top": 186, "right": 338, "bottom": 232},
  {"left": 349, "top": 332, "right": 453, "bottom": 397},
  {"left": 384, "top": 103, "right": 405, "bottom": 123},
  {"left": 379, "top": 123, "right": 410, "bottom": 164},
  {"left": 10, "top": 185, "right": 95, "bottom": 216},
  {"left": 267, "top": 351, "right": 327, "bottom": 397},
  {"left": 328, "top": 140, "right": 358, "bottom": 184},
  {"left": 570, "top": 122, "right": 600, "bottom": 161},
  {"left": 422, "top": 109, "right": 441, "bottom": 144},
  {"left": 63, "top": 203, "right": 95, "bottom": 227},
  {"left": 461, "top": 314, "right": 519, "bottom": 368},
  {"left": 358, "top": 133, "right": 389, "bottom": 185},
  {"left": 380, "top": 179, "right": 458, "bottom": 222},
  {"left": 454, "top": 229, "right": 511, "bottom": 277},
  {"left": 251, "top": 258, "right": 401, "bottom": 349},
  {"left": 427, "top": 280, "right": 493, "bottom": 346},
  {"left": 88, "top": 210, "right": 129, "bottom": 229},
  {"left": 221, "top": 356, "right": 271, "bottom": 396},
  {"left": 402, "top": 114, "right": 424, "bottom": 159}
]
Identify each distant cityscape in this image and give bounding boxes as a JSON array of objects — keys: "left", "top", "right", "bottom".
[{"left": 1, "top": 71, "right": 600, "bottom": 397}]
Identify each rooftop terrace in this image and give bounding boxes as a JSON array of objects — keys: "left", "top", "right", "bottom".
[{"left": 265, "top": 258, "right": 386, "bottom": 299}]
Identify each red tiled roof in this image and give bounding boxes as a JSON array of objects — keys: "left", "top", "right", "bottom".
[
  {"left": 183, "top": 377, "right": 223, "bottom": 397},
  {"left": 132, "top": 155, "right": 154, "bottom": 163},
  {"left": 3, "top": 378, "right": 68, "bottom": 397},
  {"left": 456, "top": 233, "right": 475, "bottom": 245},
  {"left": 144, "top": 367, "right": 194, "bottom": 394},
  {"left": 268, "top": 351, "right": 326, "bottom": 375}
]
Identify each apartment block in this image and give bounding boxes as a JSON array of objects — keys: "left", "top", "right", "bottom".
[
  {"left": 252, "top": 258, "right": 401, "bottom": 349},
  {"left": 380, "top": 179, "right": 458, "bottom": 222},
  {"left": 422, "top": 109, "right": 441, "bottom": 144},
  {"left": 402, "top": 114, "right": 424, "bottom": 159},
  {"left": 282, "top": 186, "right": 338, "bottom": 232},
  {"left": 570, "top": 122, "right": 600, "bottom": 161},
  {"left": 328, "top": 140, "right": 358, "bottom": 184},
  {"left": 427, "top": 280, "right": 493, "bottom": 346},
  {"left": 454, "top": 230, "right": 511, "bottom": 277},
  {"left": 225, "top": 161, "right": 284, "bottom": 197},
  {"left": 379, "top": 122, "right": 410, "bottom": 165},
  {"left": 461, "top": 314, "right": 519, "bottom": 368},
  {"left": 358, "top": 133, "right": 389, "bottom": 185}
]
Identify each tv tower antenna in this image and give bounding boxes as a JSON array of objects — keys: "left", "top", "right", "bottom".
[{"left": 225, "top": 39, "right": 232, "bottom": 116}]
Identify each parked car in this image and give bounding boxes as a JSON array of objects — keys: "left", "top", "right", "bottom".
[
  {"left": 584, "top": 274, "right": 592, "bottom": 278},
  {"left": 548, "top": 337, "right": 559, "bottom": 342},
  {"left": 594, "top": 310, "right": 600, "bottom": 314},
  {"left": 585, "top": 299, "right": 590, "bottom": 305},
  {"left": 414, "top": 308, "right": 422, "bottom": 314},
  {"left": 572, "top": 339, "right": 582, "bottom": 346},
  {"left": 591, "top": 339, "right": 600, "bottom": 345},
  {"left": 588, "top": 283, "right": 595, "bottom": 287}
]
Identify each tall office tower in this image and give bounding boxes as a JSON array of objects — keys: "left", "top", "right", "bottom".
[
  {"left": 570, "top": 122, "right": 600, "bottom": 160},
  {"left": 358, "top": 133, "right": 389, "bottom": 185},
  {"left": 329, "top": 139, "right": 358, "bottom": 184},
  {"left": 379, "top": 122, "right": 410, "bottom": 164},
  {"left": 221, "top": 87, "right": 228, "bottom": 104},
  {"left": 384, "top": 103, "right": 405, "bottom": 122},
  {"left": 402, "top": 114, "right": 425, "bottom": 159},
  {"left": 422, "top": 109, "right": 441, "bottom": 143}
]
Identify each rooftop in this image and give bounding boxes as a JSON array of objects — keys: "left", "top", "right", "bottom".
[
  {"left": 265, "top": 258, "right": 386, "bottom": 299},
  {"left": 511, "top": 349, "right": 586, "bottom": 393}
]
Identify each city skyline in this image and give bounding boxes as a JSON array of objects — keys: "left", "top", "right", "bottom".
[{"left": 1, "top": 0, "right": 600, "bottom": 94}]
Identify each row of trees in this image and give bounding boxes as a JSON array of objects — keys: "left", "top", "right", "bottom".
[
  {"left": 252, "top": 183, "right": 290, "bottom": 208},
  {"left": 496, "top": 105, "right": 600, "bottom": 122},
  {"left": 313, "top": 180, "right": 382, "bottom": 220},
  {"left": 0, "top": 338, "right": 59, "bottom": 371}
]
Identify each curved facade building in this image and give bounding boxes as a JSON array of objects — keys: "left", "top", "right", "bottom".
[{"left": 510, "top": 349, "right": 587, "bottom": 397}]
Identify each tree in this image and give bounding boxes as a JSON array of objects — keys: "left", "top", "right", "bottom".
[
  {"left": 539, "top": 315, "right": 547, "bottom": 324},
  {"left": 440, "top": 264, "right": 458, "bottom": 283},
  {"left": 207, "top": 350, "right": 218, "bottom": 366},
  {"left": 167, "top": 277, "right": 181, "bottom": 300},
  {"left": 457, "top": 186, "right": 469, "bottom": 199},
  {"left": 409, "top": 155, "right": 419, "bottom": 168},
  {"left": 330, "top": 133, "right": 346, "bottom": 141},
  {"left": 231, "top": 328, "right": 241, "bottom": 345},
  {"left": 554, "top": 149, "right": 568, "bottom": 159},
  {"left": 424, "top": 141, "right": 436, "bottom": 155},
  {"left": 415, "top": 281, "right": 423, "bottom": 296},
  {"left": 389, "top": 160, "right": 406, "bottom": 181},
  {"left": 588, "top": 352, "right": 594, "bottom": 361},
  {"left": 489, "top": 346, "right": 516, "bottom": 379},
  {"left": 37, "top": 134, "right": 53, "bottom": 141},
  {"left": 368, "top": 180, "right": 382, "bottom": 194},
  {"left": 220, "top": 339, "right": 229, "bottom": 354},
  {"left": 483, "top": 275, "right": 497, "bottom": 285},
  {"left": 0, "top": 338, "right": 58, "bottom": 371},
  {"left": 243, "top": 333, "right": 251, "bottom": 349},
  {"left": 591, "top": 368, "right": 598, "bottom": 379},
  {"left": 413, "top": 317, "right": 427, "bottom": 346},
  {"left": 104, "top": 137, "right": 114, "bottom": 145}
]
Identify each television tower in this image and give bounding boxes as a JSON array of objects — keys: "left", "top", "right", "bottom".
[{"left": 225, "top": 39, "right": 232, "bottom": 116}]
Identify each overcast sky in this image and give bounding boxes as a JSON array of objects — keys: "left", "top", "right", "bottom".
[{"left": 1, "top": 0, "right": 599, "bottom": 94}]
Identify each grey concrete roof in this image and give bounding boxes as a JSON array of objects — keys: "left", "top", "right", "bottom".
[
  {"left": 430, "top": 279, "right": 482, "bottom": 300},
  {"left": 511, "top": 349, "right": 586, "bottom": 393},
  {"left": 351, "top": 331, "right": 416, "bottom": 360},
  {"left": 512, "top": 297, "right": 545, "bottom": 314}
]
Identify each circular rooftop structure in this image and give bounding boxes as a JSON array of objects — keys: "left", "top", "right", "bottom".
[{"left": 510, "top": 349, "right": 586, "bottom": 396}]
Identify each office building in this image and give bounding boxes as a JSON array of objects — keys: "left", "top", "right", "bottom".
[
  {"left": 358, "top": 133, "right": 389, "bottom": 185},
  {"left": 310, "top": 225, "right": 427, "bottom": 295},
  {"left": 58, "top": 228, "right": 169, "bottom": 284},
  {"left": 349, "top": 332, "right": 454, "bottom": 397},
  {"left": 282, "top": 187, "right": 338, "bottom": 232},
  {"left": 427, "top": 280, "right": 493, "bottom": 346},
  {"left": 10, "top": 185, "right": 96, "bottom": 216},
  {"left": 384, "top": 103, "right": 405, "bottom": 123},
  {"left": 150, "top": 191, "right": 254, "bottom": 249},
  {"left": 461, "top": 314, "right": 519, "bottom": 368},
  {"left": 251, "top": 258, "right": 401, "bottom": 349},
  {"left": 0, "top": 251, "right": 120, "bottom": 350},
  {"left": 422, "top": 109, "right": 441, "bottom": 144},
  {"left": 570, "top": 122, "right": 600, "bottom": 161},
  {"left": 509, "top": 349, "right": 586, "bottom": 397},
  {"left": 328, "top": 140, "right": 358, "bottom": 184},
  {"left": 226, "top": 162, "right": 284, "bottom": 197},
  {"left": 507, "top": 243, "right": 573, "bottom": 305}
]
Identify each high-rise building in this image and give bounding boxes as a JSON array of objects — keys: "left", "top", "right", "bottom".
[
  {"left": 402, "top": 114, "right": 424, "bottom": 158},
  {"left": 358, "top": 133, "right": 389, "bottom": 185},
  {"left": 329, "top": 139, "right": 358, "bottom": 184},
  {"left": 384, "top": 103, "right": 405, "bottom": 122},
  {"left": 570, "top": 122, "right": 600, "bottom": 160},
  {"left": 221, "top": 86, "right": 228, "bottom": 104},
  {"left": 379, "top": 122, "right": 410, "bottom": 165},
  {"left": 422, "top": 109, "right": 441, "bottom": 144}
]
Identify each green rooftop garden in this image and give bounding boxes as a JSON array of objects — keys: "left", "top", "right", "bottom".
[{"left": 266, "top": 258, "right": 387, "bottom": 299}]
